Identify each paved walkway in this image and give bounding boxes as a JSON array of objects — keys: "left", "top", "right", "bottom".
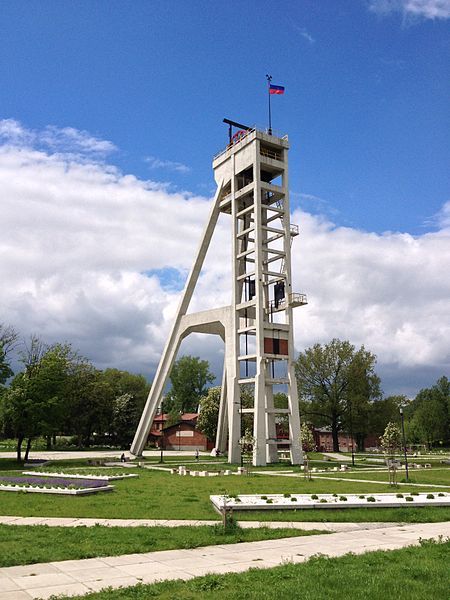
[
  {"left": 0, "top": 515, "right": 400, "bottom": 532},
  {"left": 0, "top": 521, "right": 448, "bottom": 599},
  {"left": 254, "top": 471, "right": 450, "bottom": 488}
]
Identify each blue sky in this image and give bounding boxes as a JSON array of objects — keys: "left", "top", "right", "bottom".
[
  {"left": 0, "top": 1, "right": 449, "bottom": 396},
  {"left": 1, "top": 0, "right": 448, "bottom": 233}
]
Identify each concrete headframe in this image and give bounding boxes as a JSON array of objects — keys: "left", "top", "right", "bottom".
[{"left": 130, "top": 124, "right": 307, "bottom": 465}]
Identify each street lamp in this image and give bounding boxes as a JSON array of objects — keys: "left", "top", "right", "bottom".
[
  {"left": 399, "top": 407, "right": 409, "bottom": 482},
  {"left": 158, "top": 401, "right": 164, "bottom": 463},
  {"left": 349, "top": 399, "right": 355, "bottom": 467}
]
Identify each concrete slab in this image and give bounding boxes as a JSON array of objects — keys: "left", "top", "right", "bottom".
[
  {"left": 12, "top": 572, "right": 76, "bottom": 590},
  {"left": 0, "top": 592, "right": 32, "bottom": 600},
  {"left": 0, "top": 521, "right": 447, "bottom": 599},
  {"left": 27, "top": 583, "right": 90, "bottom": 599},
  {"left": 0, "top": 579, "right": 21, "bottom": 593}
]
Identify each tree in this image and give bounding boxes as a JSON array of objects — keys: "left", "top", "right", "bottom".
[
  {"left": 300, "top": 422, "right": 316, "bottom": 453},
  {"left": 406, "top": 377, "right": 449, "bottom": 448},
  {"left": 165, "top": 355, "right": 215, "bottom": 414},
  {"left": 65, "top": 363, "right": 114, "bottom": 448},
  {"left": 369, "top": 395, "right": 405, "bottom": 439},
  {"left": 102, "top": 369, "right": 151, "bottom": 447},
  {"left": 0, "top": 340, "right": 77, "bottom": 460},
  {"left": 380, "top": 422, "right": 402, "bottom": 459},
  {"left": 295, "top": 339, "right": 381, "bottom": 452},
  {"left": 0, "top": 324, "right": 18, "bottom": 387},
  {"left": 197, "top": 386, "right": 221, "bottom": 442}
]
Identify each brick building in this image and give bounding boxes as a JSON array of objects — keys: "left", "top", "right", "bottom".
[
  {"left": 312, "top": 427, "right": 380, "bottom": 452},
  {"left": 149, "top": 413, "right": 213, "bottom": 452}
]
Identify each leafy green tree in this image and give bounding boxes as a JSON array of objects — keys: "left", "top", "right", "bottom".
[
  {"left": 0, "top": 324, "right": 18, "bottom": 388},
  {"left": 65, "top": 363, "right": 114, "bottom": 448},
  {"left": 407, "top": 377, "right": 449, "bottom": 448},
  {"left": 369, "top": 395, "right": 405, "bottom": 439},
  {"left": 101, "top": 369, "right": 151, "bottom": 447},
  {"left": 165, "top": 355, "right": 215, "bottom": 414},
  {"left": 197, "top": 386, "right": 221, "bottom": 441},
  {"left": 295, "top": 339, "right": 381, "bottom": 452},
  {"left": 0, "top": 340, "right": 78, "bottom": 460}
]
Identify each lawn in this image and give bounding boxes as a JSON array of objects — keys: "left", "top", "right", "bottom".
[
  {"left": 1, "top": 460, "right": 449, "bottom": 522},
  {"left": 315, "top": 467, "right": 450, "bottom": 486},
  {"left": 0, "top": 524, "right": 324, "bottom": 568},
  {"left": 60, "top": 538, "right": 450, "bottom": 600}
]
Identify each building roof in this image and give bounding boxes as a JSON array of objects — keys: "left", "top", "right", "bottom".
[{"left": 153, "top": 412, "right": 198, "bottom": 422}]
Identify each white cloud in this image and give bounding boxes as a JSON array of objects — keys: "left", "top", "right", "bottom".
[
  {"left": 0, "top": 119, "right": 116, "bottom": 157},
  {"left": 145, "top": 155, "right": 190, "bottom": 173},
  {"left": 292, "top": 210, "right": 450, "bottom": 374},
  {"left": 433, "top": 200, "right": 450, "bottom": 228},
  {"left": 292, "top": 25, "right": 315, "bottom": 44},
  {"left": 369, "top": 0, "right": 450, "bottom": 19},
  {"left": 1, "top": 120, "right": 449, "bottom": 395}
]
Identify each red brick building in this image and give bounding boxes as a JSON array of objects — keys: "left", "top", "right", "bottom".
[
  {"left": 312, "top": 427, "right": 380, "bottom": 452},
  {"left": 149, "top": 413, "right": 213, "bottom": 451}
]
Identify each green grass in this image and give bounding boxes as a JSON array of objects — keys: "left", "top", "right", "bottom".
[
  {"left": 315, "top": 467, "right": 450, "bottom": 486},
  {"left": 0, "top": 524, "right": 323, "bottom": 568},
  {"left": 59, "top": 538, "right": 450, "bottom": 600},
  {"left": 1, "top": 461, "right": 449, "bottom": 523}
]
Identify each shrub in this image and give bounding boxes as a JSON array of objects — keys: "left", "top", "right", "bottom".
[
  {"left": 339, "top": 496, "right": 347, "bottom": 501},
  {"left": 283, "top": 493, "right": 291, "bottom": 498},
  {"left": 311, "top": 494, "right": 319, "bottom": 500},
  {"left": 396, "top": 493, "right": 404, "bottom": 498},
  {"left": 266, "top": 499, "right": 273, "bottom": 504},
  {"left": 359, "top": 495, "right": 365, "bottom": 499},
  {"left": 261, "top": 496, "right": 267, "bottom": 500},
  {"left": 291, "top": 497, "right": 297, "bottom": 501},
  {"left": 427, "top": 494, "right": 435, "bottom": 499},
  {"left": 367, "top": 496, "right": 376, "bottom": 502},
  {"left": 438, "top": 493, "right": 445, "bottom": 497},
  {"left": 405, "top": 496, "right": 414, "bottom": 502},
  {"left": 319, "top": 498, "right": 327, "bottom": 503}
]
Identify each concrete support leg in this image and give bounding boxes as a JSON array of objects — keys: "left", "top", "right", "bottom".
[
  {"left": 288, "top": 364, "right": 303, "bottom": 465},
  {"left": 253, "top": 363, "right": 267, "bottom": 466},
  {"left": 265, "top": 385, "right": 278, "bottom": 463},
  {"left": 215, "top": 363, "right": 228, "bottom": 454},
  {"left": 130, "top": 180, "right": 224, "bottom": 456}
]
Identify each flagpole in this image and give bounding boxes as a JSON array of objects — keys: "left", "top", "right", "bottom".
[{"left": 266, "top": 74, "right": 272, "bottom": 135}]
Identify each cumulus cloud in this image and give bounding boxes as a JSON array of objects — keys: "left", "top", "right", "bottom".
[
  {"left": 1, "top": 119, "right": 449, "bottom": 396},
  {"left": 292, "top": 211, "right": 450, "bottom": 389},
  {"left": 369, "top": 0, "right": 450, "bottom": 20},
  {"left": 0, "top": 119, "right": 116, "bottom": 157}
]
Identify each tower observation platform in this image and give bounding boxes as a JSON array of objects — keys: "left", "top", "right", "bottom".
[{"left": 131, "top": 123, "right": 307, "bottom": 466}]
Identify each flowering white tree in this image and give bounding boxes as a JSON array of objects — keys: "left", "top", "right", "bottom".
[
  {"left": 380, "top": 422, "right": 402, "bottom": 458},
  {"left": 300, "top": 422, "right": 316, "bottom": 453}
]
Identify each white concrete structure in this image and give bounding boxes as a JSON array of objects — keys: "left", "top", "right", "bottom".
[{"left": 131, "top": 126, "right": 307, "bottom": 465}]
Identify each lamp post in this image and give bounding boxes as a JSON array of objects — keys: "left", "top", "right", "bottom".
[
  {"left": 400, "top": 407, "right": 409, "bottom": 482},
  {"left": 158, "top": 401, "right": 164, "bottom": 463},
  {"left": 349, "top": 399, "right": 355, "bottom": 467}
]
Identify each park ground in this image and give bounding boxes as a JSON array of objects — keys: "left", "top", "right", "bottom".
[{"left": 0, "top": 449, "right": 449, "bottom": 598}]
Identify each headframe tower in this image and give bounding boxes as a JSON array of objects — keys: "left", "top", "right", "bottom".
[{"left": 131, "top": 121, "right": 307, "bottom": 466}]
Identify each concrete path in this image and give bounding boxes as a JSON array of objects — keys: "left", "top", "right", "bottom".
[
  {"left": 0, "top": 450, "right": 210, "bottom": 461},
  {"left": 0, "top": 515, "right": 400, "bottom": 533},
  {"left": 254, "top": 470, "right": 450, "bottom": 488},
  {"left": 0, "top": 521, "right": 448, "bottom": 599}
]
